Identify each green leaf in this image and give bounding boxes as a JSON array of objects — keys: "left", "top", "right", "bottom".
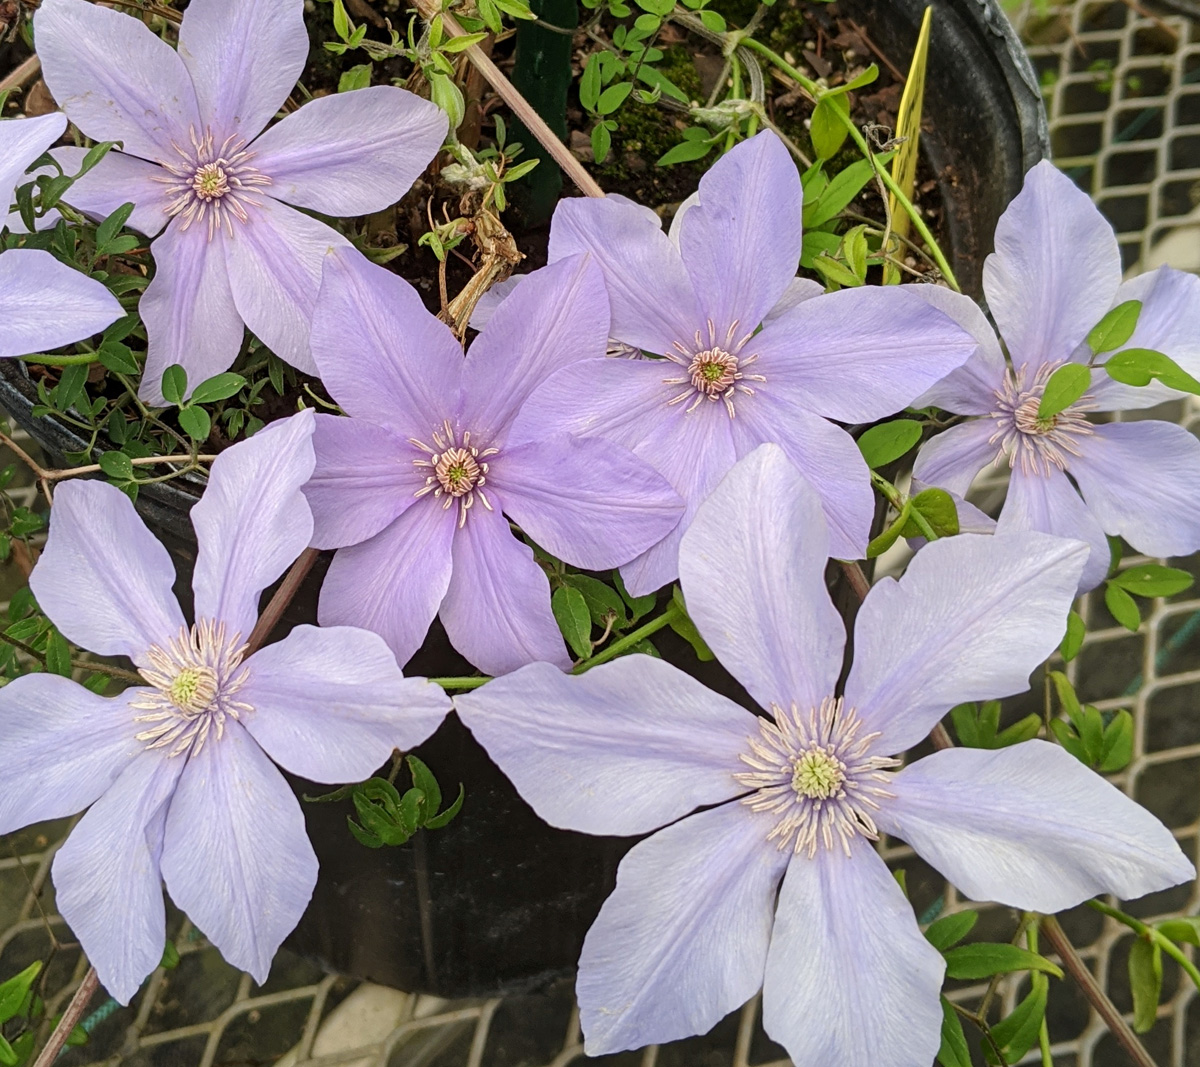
[
  {"left": 942, "top": 943, "right": 1063, "bottom": 980},
  {"left": 591, "top": 122, "right": 612, "bottom": 165},
  {"left": 658, "top": 136, "right": 714, "bottom": 166},
  {"left": 596, "top": 82, "right": 633, "bottom": 115},
  {"left": 0, "top": 1034, "right": 16, "bottom": 1067},
  {"left": 552, "top": 585, "right": 593, "bottom": 659},
  {"left": 803, "top": 152, "right": 896, "bottom": 229},
  {"left": 97, "top": 338, "right": 140, "bottom": 375},
  {"left": 160, "top": 939, "right": 181, "bottom": 970},
  {"left": 613, "top": 570, "right": 656, "bottom": 621},
  {"left": 580, "top": 56, "right": 603, "bottom": 111},
  {"left": 810, "top": 94, "right": 850, "bottom": 160},
  {"left": 1104, "top": 348, "right": 1200, "bottom": 395},
  {"left": 331, "top": 0, "right": 351, "bottom": 38},
  {"left": 865, "top": 500, "right": 912, "bottom": 559},
  {"left": 669, "top": 585, "right": 714, "bottom": 662},
  {"left": 1105, "top": 581, "right": 1142, "bottom": 632},
  {"left": 799, "top": 229, "right": 842, "bottom": 270},
  {"left": 1111, "top": 564, "right": 1194, "bottom": 599},
  {"left": 824, "top": 63, "right": 880, "bottom": 96},
  {"left": 406, "top": 755, "right": 442, "bottom": 815},
  {"left": 842, "top": 224, "right": 869, "bottom": 282},
  {"left": 45, "top": 628, "right": 72, "bottom": 678},
  {"left": 160, "top": 364, "right": 188, "bottom": 406},
  {"left": 1049, "top": 669, "right": 1082, "bottom": 718},
  {"left": 1128, "top": 936, "right": 1162, "bottom": 1033},
  {"left": 1099, "top": 709, "right": 1134, "bottom": 772},
  {"left": 424, "top": 782, "right": 465, "bottom": 829},
  {"left": 950, "top": 702, "right": 979, "bottom": 747},
  {"left": 338, "top": 63, "right": 373, "bottom": 92},
  {"left": 397, "top": 787, "right": 424, "bottom": 836},
  {"left": 902, "top": 487, "right": 960, "bottom": 539},
  {"left": 177, "top": 406, "right": 211, "bottom": 442},
  {"left": 95, "top": 201, "right": 136, "bottom": 252},
  {"left": 190, "top": 372, "right": 247, "bottom": 406},
  {"left": 0, "top": 961, "right": 41, "bottom": 1024},
  {"left": 812, "top": 252, "right": 863, "bottom": 290},
  {"left": 1037, "top": 362, "right": 1091, "bottom": 420},
  {"left": 1060, "top": 610, "right": 1085, "bottom": 662},
  {"left": 1087, "top": 300, "right": 1142, "bottom": 354},
  {"left": 857, "top": 420, "right": 923, "bottom": 469},
  {"left": 1155, "top": 917, "right": 1200, "bottom": 947},
  {"left": 989, "top": 974, "right": 1048, "bottom": 1063},
  {"left": 54, "top": 363, "right": 89, "bottom": 413},
  {"left": 565, "top": 574, "right": 626, "bottom": 629},
  {"left": 995, "top": 714, "right": 1042, "bottom": 747},
  {"left": 698, "top": 9, "right": 726, "bottom": 31},
  {"left": 936, "top": 997, "right": 971, "bottom": 1067},
  {"left": 925, "top": 909, "right": 978, "bottom": 951},
  {"left": 98, "top": 451, "right": 134, "bottom": 481},
  {"left": 635, "top": 64, "right": 689, "bottom": 104}
]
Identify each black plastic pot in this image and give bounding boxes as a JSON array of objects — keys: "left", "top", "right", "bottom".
[{"left": 0, "top": 0, "right": 1049, "bottom": 1000}]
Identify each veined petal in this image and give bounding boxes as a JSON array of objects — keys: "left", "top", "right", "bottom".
[
  {"left": 35, "top": 0, "right": 202, "bottom": 162},
  {"left": 241, "top": 625, "right": 451, "bottom": 784},
  {"left": 680, "top": 445, "right": 845, "bottom": 713},
  {"left": 983, "top": 160, "right": 1121, "bottom": 367},
  {"left": 139, "top": 219, "right": 244, "bottom": 405},
  {"left": 1068, "top": 420, "right": 1200, "bottom": 560},
  {"left": 676, "top": 131, "right": 802, "bottom": 333},
  {"left": 439, "top": 502, "right": 570, "bottom": 674},
  {"left": 160, "top": 722, "right": 317, "bottom": 983},
  {"left": 878, "top": 742, "right": 1194, "bottom": 912},
  {"left": 461, "top": 255, "right": 609, "bottom": 441},
  {"left": 53, "top": 752, "right": 183, "bottom": 1005},
  {"left": 223, "top": 197, "right": 351, "bottom": 376},
  {"left": 488, "top": 434, "right": 683, "bottom": 570},
  {"left": 762, "top": 838, "right": 945, "bottom": 1067},
  {"left": 0, "top": 113, "right": 65, "bottom": 214},
  {"left": 454, "top": 657, "right": 759, "bottom": 835},
  {"left": 0, "top": 249, "right": 122, "bottom": 359},
  {"left": 250, "top": 87, "right": 447, "bottom": 215},
  {"left": 578, "top": 802, "right": 789, "bottom": 1054},
  {"left": 911, "top": 417, "right": 1002, "bottom": 499},
  {"left": 0, "top": 675, "right": 142, "bottom": 835},
  {"left": 752, "top": 286, "right": 976, "bottom": 424},
  {"left": 548, "top": 194, "right": 701, "bottom": 354},
  {"left": 843, "top": 531, "right": 1087, "bottom": 754},
  {"left": 52, "top": 146, "right": 172, "bottom": 238},
  {"left": 191, "top": 410, "right": 316, "bottom": 640},
  {"left": 762, "top": 277, "right": 824, "bottom": 324},
  {"left": 177, "top": 0, "right": 308, "bottom": 145},
  {"left": 318, "top": 500, "right": 457, "bottom": 669},
  {"left": 311, "top": 246, "right": 464, "bottom": 435},
  {"left": 30, "top": 479, "right": 184, "bottom": 665}
]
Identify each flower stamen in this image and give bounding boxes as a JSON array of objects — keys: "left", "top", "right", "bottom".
[
  {"left": 989, "top": 361, "right": 1096, "bottom": 477},
  {"left": 662, "top": 318, "right": 766, "bottom": 417},
  {"left": 411, "top": 419, "right": 499, "bottom": 528}
]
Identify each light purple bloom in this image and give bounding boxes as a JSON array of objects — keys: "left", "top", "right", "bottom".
[
  {"left": 912, "top": 161, "right": 1200, "bottom": 591},
  {"left": 454, "top": 444, "right": 1192, "bottom": 1066},
  {"left": 305, "top": 249, "right": 685, "bottom": 675},
  {"left": 0, "top": 409, "right": 451, "bottom": 1003},
  {"left": 1, "top": 113, "right": 123, "bottom": 356},
  {"left": 508, "top": 131, "right": 978, "bottom": 592},
  {"left": 35, "top": 0, "right": 447, "bottom": 404}
]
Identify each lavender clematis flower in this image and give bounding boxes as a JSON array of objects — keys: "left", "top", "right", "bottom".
[
  {"left": 0, "top": 409, "right": 452, "bottom": 1003},
  {"left": 304, "top": 249, "right": 685, "bottom": 676},
  {"left": 509, "top": 131, "right": 978, "bottom": 592},
  {"left": 454, "top": 444, "right": 1193, "bottom": 1067},
  {"left": 1, "top": 113, "right": 123, "bottom": 356},
  {"left": 34, "top": 0, "right": 447, "bottom": 404},
  {"left": 912, "top": 161, "right": 1200, "bottom": 592}
]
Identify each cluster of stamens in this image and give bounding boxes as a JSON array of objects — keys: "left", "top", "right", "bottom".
[
  {"left": 411, "top": 419, "right": 498, "bottom": 528},
  {"left": 988, "top": 361, "right": 1096, "bottom": 477},
  {"left": 155, "top": 126, "right": 272, "bottom": 240},
  {"left": 735, "top": 696, "right": 898, "bottom": 858},
  {"left": 663, "top": 318, "right": 764, "bottom": 416},
  {"left": 129, "top": 620, "right": 252, "bottom": 758}
]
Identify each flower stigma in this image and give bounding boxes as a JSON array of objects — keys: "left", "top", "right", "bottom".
[
  {"left": 411, "top": 419, "right": 499, "bottom": 528},
  {"left": 663, "top": 318, "right": 765, "bottom": 417},
  {"left": 989, "top": 361, "right": 1096, "bottom": 477},
  {"left": 156, "top": 126, "right": 272, "bottom": 240},
  {"left": 735, "top": 696, "right": 898, "bottom": 858}
]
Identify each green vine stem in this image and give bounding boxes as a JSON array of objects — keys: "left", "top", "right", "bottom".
[
  {"left": 431, "top": 675, "right": 491, "bottom": 690},
  {"left": 1089, "top": 899, "right": 1200, "bottom": 991},
  {"left": 573, "top": 597, "right": 683, "bottom": 673}
]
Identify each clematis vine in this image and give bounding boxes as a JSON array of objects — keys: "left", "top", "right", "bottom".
[
  {"left": 0, "top": 410, "right": 452, "bottom": 1003},
  {"left": 1, "top": 113, "right": 123, "bottom": 358},
  {"left": 455, "top": 445, "right": 1193, "bottom": 1067},
  {"left": 912, "top": 161, "right": 1200, "bottom": 591},
  {"left": 34, "top": 0, "right": 447, "bottom": 403},
  {"left": 303, "top": 250, "right": 685, "bottom": 676},
  {"left": 509, "top": 130, "right": 978, "bottom": 593}
]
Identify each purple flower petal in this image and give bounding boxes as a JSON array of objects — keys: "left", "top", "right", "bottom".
[
  {"left": 843, "top": 531, "right": 1088, "bottom": 754},
  {"left": 762, "top": 277, "right": 825, "bottom": 324},
  {"left": 52, "top": 146, "right": 172, "bottom": 238},
  {"left": 983, "top": 160, "right": 1122, "bottom": 367},
  {"left": 191, "top": 410, "right": 316, "bottom": 639},
  {"left": 305, "top": 413, "right": 424, "bottom": 550},
  {"left": 878, "top": 741, "right": 1194, "bottom": 912},
  {"left": 318, "top": 501, "right": 457, "bottom": 668},
  {"left": 0, "top": 113, "right": 65, "bottom": 214},
  {"left": 250, "top": 87, "right": 448, "bottom": 216},
  {"left": 680, "top": 444, "right": 845, "bottom": 712},
  {"left": 911, "top": 417, "right": 1001, "bottom": 498},
  {"left": 224, "top": 197, "right": 352, "bottom": 375},
  {"left": 31, "top": 479, "right": 185, "bottom": 664},
  {"left": 1068, "top": 420, "right": 1200, "bottom": 560},
  {"left": 454, "top": 657, "right": 757, "bottom": 835},
  {"left": 675, "top": 131, "right": 802, "bottom": 332},
  {"left": 752, "top": 286, "right": 976, "bottom": 424},
  {"left": 0, "top": 675, "right": 141, "bottom": 835},
  {"left": 177, "top": 0, "right": 308, "bottom": 145},
  {"left": 139, "top": 221, "right": 245, "bottom": 405},
  {"left": 53, "top": 752, "right": 183, "bottom": 1005},
  {"left": 0, "top": 248, "right": 123, "bottom": 359},
  {"left": 997, "top": 466, "right": 1111, "bottom": 594},
  {"left": 577, "top": 802, "right": 788, "bottom": 1054},
  {"left": 488, "top": 434, "right": 683, "bottom": 569},
  {"left": 548, "top": 194, "right": 701, "bottom": 354},
  {"left": 440, "top": 502, "right": 570, "bottom": 673},
  {"left": 461, "top": 255, "right": 609, "bottom": 440},
  {"left": 35, "top": 0, "right": 202, "bottom": 162},
  {"left": 467, "top": 274, "right": 524, "bottom": 330},
  {"left": 160, "top": 723, "right": 317, "bottom": 983},
  {"left": 762, "top": 838, "right": 945, "bottom": 1067},
  {"left": 311, "top": 246, "right": 464, "bottom": 435},
  {"left": 241, "top": 625, "right": 451, "bottom": 783}
]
